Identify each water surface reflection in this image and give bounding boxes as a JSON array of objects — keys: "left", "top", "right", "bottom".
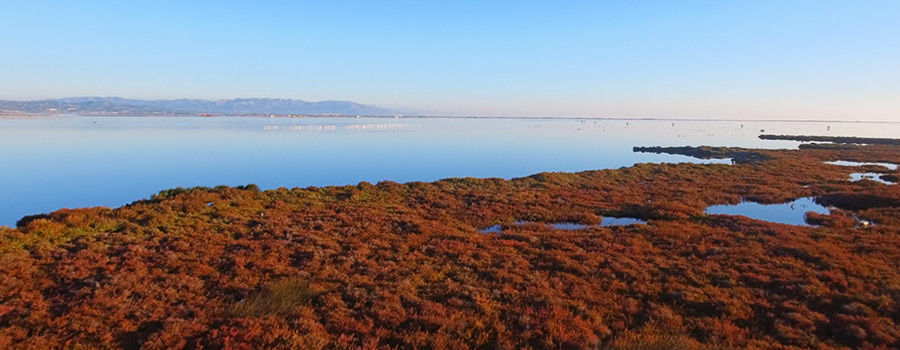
[
  {"left": 2, "top": 116, "right": 899, "bottom": 226},
  {"left": 705, "top": 197, "right": 830, "bottom": 226}
]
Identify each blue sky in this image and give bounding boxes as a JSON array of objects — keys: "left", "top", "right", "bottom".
[{"left": 1, "top": 1, "right": 898, "bottom": 120}]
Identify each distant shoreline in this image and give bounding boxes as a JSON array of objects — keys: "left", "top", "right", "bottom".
[{"left": 1, "top": 113, "right": 897, "bottom": 124}]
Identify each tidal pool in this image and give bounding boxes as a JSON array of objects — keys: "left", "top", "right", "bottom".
[{"left": 705, "top": 197, "right": 830, "bottom": 226}]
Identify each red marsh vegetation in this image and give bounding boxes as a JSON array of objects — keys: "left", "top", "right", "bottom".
[{"left": 2, "top": 144, "right": 900, "bottom": 348}]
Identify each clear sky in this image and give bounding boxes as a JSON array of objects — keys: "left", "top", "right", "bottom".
[{"left": 1, "top": 1, "right": 898, "bottom": 120}]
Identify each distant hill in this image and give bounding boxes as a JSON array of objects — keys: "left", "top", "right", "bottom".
[{"left": 0, "top": 97, "right": 400, "bottom": 116}]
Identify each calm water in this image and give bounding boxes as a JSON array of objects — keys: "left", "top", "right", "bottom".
[
  {"left": 2, "top": 116, "right": 899, "bottom": 227},
  {"left": 705, "top": 197, "right": 830, "bottom": 226},
  {"left": 600, "top": 217, "right": 648, "bottom": 227},
  {"left": 825, "top": 160, "right": 899, "bottom": 185},
  {"left": 826, "top": 160, "right": 899, "bottom": 171},
  {"left": 850, "top": 173, "right": 896, "bottom": 185}
]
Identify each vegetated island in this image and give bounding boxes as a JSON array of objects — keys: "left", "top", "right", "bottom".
[
  {"left": 2, "top": 141, "right": 900, "bottom": 348},
  {"left": 632, "top": 146, "right": 771, "bottom": 164},
  {"left": 760, "top": 134, "right": 900, "bottom": 146}
]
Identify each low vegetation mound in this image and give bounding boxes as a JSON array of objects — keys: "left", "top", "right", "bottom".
[
  {"left": 760, "top": 134, "right": 900, "bottom": 145},
  {"left": 632, "top": 146, "right": 771, "bottom": 164}
]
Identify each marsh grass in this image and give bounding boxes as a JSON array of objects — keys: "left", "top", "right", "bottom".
[
  {"left": 608, "top": 326, "right": 713, "bottom": 350},
  {"left": 231, "top": 277, "right": 322, "bottom": 317}
]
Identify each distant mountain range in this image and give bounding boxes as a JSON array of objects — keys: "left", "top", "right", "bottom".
[{"left": 0, "top": 97, "right": 401, "bottom": 116}]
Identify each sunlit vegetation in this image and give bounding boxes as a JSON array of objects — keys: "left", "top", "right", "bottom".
[{"left": 1, "top": 143, "right": 900, "bottom": 348}]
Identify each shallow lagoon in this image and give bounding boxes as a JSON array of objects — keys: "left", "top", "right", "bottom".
[{"left": 2, "top": 116, "right": 899, "bottom": 226}]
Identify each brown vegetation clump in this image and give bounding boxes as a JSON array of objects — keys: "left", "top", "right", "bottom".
[{"left": 1, "top": 144, "right": 900, "bottom": 348}]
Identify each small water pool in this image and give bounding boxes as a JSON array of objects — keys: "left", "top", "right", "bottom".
[
  {"left": 705, "top": 197, "right": 830, "bottom": 226},
  {"left": 480, "top": 216, "right": 646, "bottom": 233},
  {"left": 600, "top": 217, "right": 648, "bottom": 227},
  {"left": 481, "top": 225, "right": 503, "bottom": 233},
  {"left": 549, "top": 222, "right": 591, "bottom": 230},
  {"left": 850, "top": 173, "right": 896, "bottom": 185},
  {"left": 826, "top": 160, "right": 899, "bottom": 171}
]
